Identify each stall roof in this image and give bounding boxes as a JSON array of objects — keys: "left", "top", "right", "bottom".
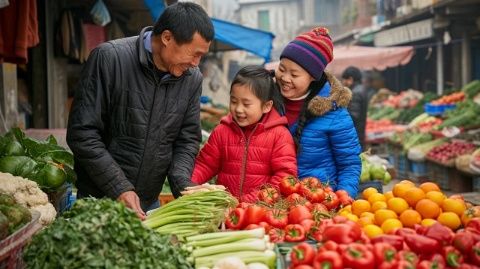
[
  {"left": 143, "top": 0, "right": 275, "bottom": 62},
  {"left": 265, "top": 45, "right": 414, "bottom": 75}
]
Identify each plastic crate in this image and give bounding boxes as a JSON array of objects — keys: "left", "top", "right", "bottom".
[
  {"left": 474, "top": 176, "right": 480, "bottom": 192},
  {"left": 397, "top": 154, "right": 410, "bottom": 179},
  {"left": 47, "top": 183, "right": 73, "bottom": 214},
  {"left": 424, "top": 103, "right": 456, "bottom": 116},
  {"left": 427, "top": 161, "right": 452, "bottom": 191},
  {"left": 408, "top": 160, "right": 429, "bottom": 183},
  {"left": 358, "top": 181, "right": 383, "bottom": 199},
  {"left": 449, "top": 171, "right": 473, "bottom": 193}
]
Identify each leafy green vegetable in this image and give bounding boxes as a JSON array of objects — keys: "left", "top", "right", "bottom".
[{"left": 23, "top": 198, "right": 192, "bottom": 269}]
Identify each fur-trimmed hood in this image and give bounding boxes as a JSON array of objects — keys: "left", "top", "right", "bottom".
[{"left": 307, "top": 72, "right": 352, "bottom": 117}]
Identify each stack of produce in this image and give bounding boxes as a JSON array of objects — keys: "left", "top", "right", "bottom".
[
  {"left": 382, "top": 89, "right": 423, "bottom": 109},
  {"left": 426, "top": 141, "right": 477, "bottom": 165},
  {"left": 430, "top": 91, "right": 465, "bottom": 105},
  {"left": 0, "top": 193, "right": 31, "bottom": 240},
  {"left": 224, "top": 176, "right": 354, "bottom": 243},
  {"left": 184, "top": 228, "right": 275, "bottom": 268},
  {"left": 437, "top": 100, "right": 480, "bottom": 130},
  {"left": 470, "top": 148, "right": 480, "bottom": 174},
  {"left": 462, "top": 80, "right": 480, "bottom": 99},
  {"left": 407, "top": 138, "right": 448, "bottom": 162},
  {"left": 0, "top": 128, "right": 75, "bottom": 191},
  {"left": 0, "top": 172, "right": 56, "bottom": 225},
  {"left": 23, "top": 198, "right": 191, "bottom": 269},
  {"left": 401, "top": 132, "right": 432, "bottom": 153},
  {"left": 144, "top": 186, "right": 237, "bottom": 238},
  {"left": 368, "top": 107, "right": 400, "bottom": 121},
  {"left": 360, "top": 151, "right": 392, "bottom": 185},
  {"left": 396, "top": 92, "right": 437, "bottom": 124}
]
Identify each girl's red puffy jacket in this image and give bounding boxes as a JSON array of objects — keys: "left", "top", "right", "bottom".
[{"left": 192, "top": 108, "right": 297, "bottom": 202}]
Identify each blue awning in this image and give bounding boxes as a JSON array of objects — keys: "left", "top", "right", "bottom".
[{"left": 143, "top": 1, "right": 275, "bottom": 62}]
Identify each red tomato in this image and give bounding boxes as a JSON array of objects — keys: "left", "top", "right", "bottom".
[
  {"left": 288, "top": 205, "right": 313, "bottom": 224},
  {"left": 279, "top": 175, "right": 300, "bottom": 196},
  {"left": 300, "top": 177, "right": 321, "bottom": 188},
  {"left": 245, "top": 224, "right": 261, "bottom": 230},
  {"left": 265, "top": 209, "right": 288, "bottom": 228},
  {"left": 258, "top": 221, "right": 271, "bottom": 233},
  {"left": 322, "top": 192, "right": 340, "bottom": 210},
  {"left": 244, "top": 205, "right": 266, "bottom": 225},
  {"left": 257, "top": 186, "right": 280, "bottom": 205},
  {"left": 268, "top": 228, "right": 285, "bottom": 243},
  {"left": 300, "top": 219, "right": 316, "bottom": 235},
  {"left": 237, "top": 202, "right": 251, "bottom": 209},
  {"left": 287, "top": 193, "right": 307, "bottom": 206}
]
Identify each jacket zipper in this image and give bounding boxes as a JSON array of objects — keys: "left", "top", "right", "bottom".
[{"left": 238, "top": 124, "right": 258, "bottom": 202}]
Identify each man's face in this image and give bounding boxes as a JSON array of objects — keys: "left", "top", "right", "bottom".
[
  {"left": 153, "top": 31, "right": 210, "bottom": 77},
  {"left": 342, "top": 77, "right": 353, "bottom": 88}
]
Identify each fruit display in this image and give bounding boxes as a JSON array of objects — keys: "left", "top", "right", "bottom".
[
  {"left": 360, "top": 152, "right": 392, "bottom": 185},
  {"left": 426, "top": 141, "right": 477, "bottom": 165}
]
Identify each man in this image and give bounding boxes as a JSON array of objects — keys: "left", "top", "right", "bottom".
[
  {"left": 342, "top": 66, "right": 367, "bottom": 150},
  {"left": 66, "top": 2, "right": 214, "bottom": 219}
]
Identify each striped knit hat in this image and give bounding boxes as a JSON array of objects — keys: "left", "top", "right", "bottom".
[{"left": 280, "top": 27, "right": 333, "bottom": 80}]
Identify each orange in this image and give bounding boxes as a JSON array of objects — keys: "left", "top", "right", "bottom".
[
  {"left": 345, "top": 213, "right": 359, "bottom": 222},
  {"left": 338, "top": 205, "right": 352, "bottom": 214},
  {"left": 351, "top": 199, "right": 371, "bottom": 216},
  {"left": 362, "top": 187, "right": 378, "bottom": 200},
  {"left": 437, "top": 212, "right": 461, "bottom": 230},
  {"left": 442, "top": 198, "right": 466, "bottom": 216},
  {"left": 374, "top": 209, "right": 398, "bottom": 226},
  {"left": 419, "top": 182, "right": 441, "bottom": 193},
  {"left": 339, "top": 210, "right": 350, "bottom": 217},
  {"left": 381, "top": 219, "right": 403, "bottom": 234},
  {"left": 416, "top": 199, "right": 441, "bottom": 219},
  {"left": 371, "top": 201, "right": 388, "bottom": 212},
  {"left": 400, "top": 209, "right": 422, "bottom": 228},
  {"left": 398, "top": 180, "right": 415, "bottom": 187},
  {"left": 368, "top": 193, "right": 387, "bottom": 205},
  {"left": 392, "top": 183, "right": 413, "bottom": 198},
  {"left": 358, "top": 216, "right": 374, "bottom": 227},
  {"left": 421, "top": 218, "right": 437, "bottom": 227},
  {"left": 425, "top": 191, "right": 446, "bottom": 206},
  {"left": 384, "top": 191, "right": 394, "bottom": 201},
  {"left": 363, "top": 224, "right": 384, "bottom": 238},
  {"left": 360, "top": 211, "right": 375, "bottom": 220},
  {"left": 449, "top": 194, "right": 465, "bottom": 201},
  {"left": 404, "top": 187, "right": 426, "bottom": 207},
  {"left": 387, "top": 197, "right": 409, "bottom": 215}
]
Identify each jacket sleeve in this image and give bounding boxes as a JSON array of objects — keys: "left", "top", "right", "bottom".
[
  {"left": 348, "top": 87, "right": 363, "bottom": 125},
  {"left": 66, "top": 46, "right": 134, "bottom": 199},
  {"left": 191, "top": 127, "right": 222, "bottom": 185},
  {"left": 329, "top": 110, "right": 362, "bottom": 198},
  {"left": 167, "top": 75, "right": 203, "bottom": 197},
  {"left": 269, "top": 128, "right": 298, "bottom": 187}
]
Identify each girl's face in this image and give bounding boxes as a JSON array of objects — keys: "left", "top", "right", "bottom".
[
  {"left": 230, "top": 84, "right": 273, "bottom": 127},
  {"left": 275, "top": 58, "right": 315, "bottom": 99}
]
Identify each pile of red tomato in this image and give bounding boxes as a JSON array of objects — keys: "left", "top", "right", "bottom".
[{"left": 225, "top": 176, "right": 354, "bottom": 242}]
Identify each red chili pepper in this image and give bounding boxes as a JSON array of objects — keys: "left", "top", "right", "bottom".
[
  {"left": 317, "top": 240, "right": 338, "bottom": 253},
  {"left": 424, "top": 222, "right": 454, "bottom": 246},
  {"left": 396, "top": 250, "right": 419, "bottom": 266},
  {"left": 403, "top": 234, "right": 441, "bottom": 255},
  {"left": 225, "top": 208, "right": 246, "bottom": 229},
  {"left": 323, "top": 223, "right": 361, "bottom": 244},
  {"left": 453, "top": 231, "right": 475, "bottom": 255},
  {"left": 268, "top": 228, "right": 285, "bottom": 243},
  {"left": 374, "top": 242, "right": 397, "bottom": 266},
  {"left": 371, "top": 234, "right": 405, "bottom": 251},
  {"left": 341, "top": 243, "right": 375, "bottom": 269},
  {"left": 291, "top": 242, "right": 315, "bottom": 266},
  {"left": 471, "top": 242, "right": 480, "bottom": 266},
  {"left": 285, "top": 224, "right": 306, "bottom": 242},
  {"left": 313, "top": 250, "right": 343, "bottom": 269},
  {"left": 443, "top": 246, "right": 464, "bottom": 268}
]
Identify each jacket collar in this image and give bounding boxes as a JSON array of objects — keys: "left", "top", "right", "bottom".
[
  {"left": 221, "top": 108, "right": 288, "bottom": 134},
  {"left": 307, "top": 72, "right": 352, "bottom": 116}
]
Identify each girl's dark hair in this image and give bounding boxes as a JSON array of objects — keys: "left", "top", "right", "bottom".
[
  {"left": 231, "top": 66, "right": 284, "bottom": 114},
  {"left": 293, "top": 73, "right": 328, "bottom": 152}
]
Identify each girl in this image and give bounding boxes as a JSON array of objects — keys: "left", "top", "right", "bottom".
[
  {"left": 192, "top": 66, "right": 297, "bottom": 202},
  {"left": 275, "top": 27, "right": 361, "bottom": 198}
]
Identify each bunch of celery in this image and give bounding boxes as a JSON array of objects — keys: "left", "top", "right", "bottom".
[
  {"left": 143, "top": 190, "right": 237, "bottom": 237},
  {"left": 185, "top": 228, "right": 276, "bottom": 269}
]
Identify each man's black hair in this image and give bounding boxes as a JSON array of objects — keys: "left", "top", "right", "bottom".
[
  {"left": 152, "top": 2, "right": 214, "bottom": 44},
  {"left": 341, "top": 66, "right": 362, "bottom": 83}
]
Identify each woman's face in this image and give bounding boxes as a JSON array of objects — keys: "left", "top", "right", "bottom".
[{"left": 275, "top": 58, "right": 314, "bottom": 99}]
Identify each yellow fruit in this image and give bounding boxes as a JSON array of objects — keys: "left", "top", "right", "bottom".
[
  {"left": 400, "top": 209, "right": 422, "bottom": 228},
  {"left": 374, "top": 209, "right": 398, "bottom": 226},
  {"left": 339, "top": 210, "right": 350, "bottom": 217},
  {"left": 437, "top": 212, "right": 461, "bottom": 230},
  {"left": 442, "top": 198, "right": 467, "bottom": 216},
  {"left": 338, "top": 205, "right": 352, "bottom": 215},
  {"left": 419, "top": 182, "right": 441, "bottom": 193},
  {"left": 398, "top": 180, "right": 416, "bottom": 187},
  {"left": 352, "top": 199, "right": 371, "bottom": 216},
  {"left": 393, "top": 183, "right": 413, "bottom": 198},
  {"left": 425, "top": 191, "right": 446, "bottom": 206},
  {"left": 368, "top": 193, "right": 386, "bottom": 205},
  {"left": 362, "top": 187, "right": 378, "bottom": 200},
  {"left": 363, "top": 224, "right": 384, "bottom": 238},
  {"left": 371, "top": 201, "right": 388, "bottom": 212},
  {"left": 421, "top": 218, "right": 437, "bottom": 227},
  {"left": 360, "top": 212, "right": 375, "bottom": 220},
  {"left": 416, "top": 199, "right": 441, "bottom": 219},
  {"left": 384, "top": 191, "right": 394, "bottom": 201},
  {"left": 381, "top": 219, "right": 403, "bottom": 234},
  {"left": 387, "top": 197, "right": 409, "bottom": 215},
  {"left": 404, "top": 187, "right": 426, "bottom": 207},
  {"left": 358, "top": 216, "right": 374, "bottom": 227},
  {"left": 346, "top": 213, "right": 359, "bottom": 222},
  {"left": 461, "top": 206, "right": 480, "bottom": 226}
]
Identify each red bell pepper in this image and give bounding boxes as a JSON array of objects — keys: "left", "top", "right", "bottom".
[
  {"left": 374, "top": 242, "right": 397, "bottom": 266},
  {"left": 458, "top": 264, "right": 480, "bottom": 269},
  {"left": 403, "top": 234, "right": 441, "bottom": 255},
  {"left": 396, "top": 250, "right": 419, "bottom": 266},
  {"left": 443, "top": 246, "right": 464, "bottom": 268},
  {"left": 420, "top": 253, "right": 445, "bottom": 268},
  {"left": 313, "top": 250, "right": 343, "bottom": 269},
  {"left": 244, "top": 205, "right": 266, "bottom": 225},
  {"left": 467, "top": 218, "right": 480, "bottom": 234},
  {"left": 341, "top": 243, "right": 375, "bottom": 269},
  {"left": 300, "top": 219, "right": 316, "bottom": 235},
  {"left": 291, "top": 242, "right": 316, "bottom": 266},
  {"left": 293, "top": 265, "right": 314, "bottom": 269},
  {"left": 285, "top": 224, "right": 306, "bottom": 242},
  {"left": 371, "top": 234, "right": 404, "bottom": 251},
  {"left": 390, "top": 260, "right": 417, "bottom": 269},
  {"left": 317, "top": 240, "right": 338, "bottom": 253},
  {"left": 424, "top": 223, "right": 454, "bottom": 246},
  {"left": 471, "top": 242, "right": 480, "bottom": 266},
  {"left": 225, "top": 208, "right": 246, "bottom": 229},
  {"left": 417, "top": 258, "right": 446, "bottom": 269},
  {"left": 268, "top": 228, "right": 285, "bottom": 243},
  {"left": 395, "top": 228, "right": 417, "bottom": 237},
  {"left": 323, "top": 223, "right": 361, "bottom": 244},
  {"left": 310, "top": 219, "right": 333, "bottom": 242},
  {"left": 453, "top": 231, "right": 475, "bottom": 255}
]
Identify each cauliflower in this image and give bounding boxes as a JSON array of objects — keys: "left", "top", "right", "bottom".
[{"left": 0, "top": 172, "right": 57, "bottom": 225}]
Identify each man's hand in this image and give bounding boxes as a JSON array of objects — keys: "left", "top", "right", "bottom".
[{"left": 117, "top": 191, "right": 146, "bottom": 220}]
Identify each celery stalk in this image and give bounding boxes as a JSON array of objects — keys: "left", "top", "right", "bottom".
[
  {"left": 192, "top": 238, "right": 266, "bottom": 258},
  {"left": 194, "top": 250, "right": 276, "bottom": 269},
  {"left": 186, "top": 228, "right": 264, "bottom": 242}
]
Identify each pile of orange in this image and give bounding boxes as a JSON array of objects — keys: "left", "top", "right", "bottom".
[{"left": 338, "top": 180, "right": 479, "bottom": 239}]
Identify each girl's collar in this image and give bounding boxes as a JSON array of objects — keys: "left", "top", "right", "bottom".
[{"left": 286, "top": 91, "right": 310, "bottom": 101}]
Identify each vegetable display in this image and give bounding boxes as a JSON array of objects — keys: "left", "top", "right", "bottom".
[{"left": 0, "top": 192, "right": 31, "bottom": 239}]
